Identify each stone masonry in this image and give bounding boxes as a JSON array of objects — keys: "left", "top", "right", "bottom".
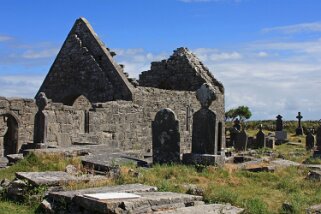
[{"left": 0, "top": 17, "right": 225, "bottom": 156}]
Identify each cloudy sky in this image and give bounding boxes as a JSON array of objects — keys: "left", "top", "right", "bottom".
[{"left": 1, "top": 0, "right": 321, "bottom": 120}]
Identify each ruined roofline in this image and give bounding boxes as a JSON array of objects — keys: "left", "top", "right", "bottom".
[
  {"left": 36, "top": 17, "right": 135, "bottom": 102},
  {"left": 138, "top": 47, "right": 224, "bottom": 93}
]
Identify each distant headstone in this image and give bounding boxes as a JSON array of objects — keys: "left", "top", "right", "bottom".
[
  {"left": 256, "top": 124, "right": 265, "bottom": 148},
  {"left": 233, "top": 119, "right": 241, "bottom": 131},
  {"left": 33, "top": 92, "right": 48, "bottom": 148},
  {"left": 265, "top": 136, "right": 275, "bottom": 149},
  {"left": 152, "top": 108, "right": 180, "bottom": 164},
  {"left": 234, "top": 128, "right": 248, "bottom": 151},
  {"left": 295, "top": 112, "right": 304, "bottom": 135},
  {"left": 192, "top": 83, "right": 217, "bottom": 154},
  {"left": 306, "top": 129, "right": 315, "bottom": 151},
  {"left": 316, "top": 120, "right": 321, "bottom": 150},
  {"left": 276, "top": 115, "right": 283, "bottom": 131}
]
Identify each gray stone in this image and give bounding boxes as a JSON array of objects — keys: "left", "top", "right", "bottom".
[
  {"left": 152, "top": 108, "right": 180, "bottom": 164},
  {"left": 307, "top": 170, "right": 321, "bottom": 181},
  {"left": 316, "top": 123, "right": 321, "bottom": 149},
  {"left": 234, "top": 129, "right": 248, "bottom": 151},
  {"left": 65, "top": 164, "right": 79, "bottom": 175},
  {"left": 265, "top": 137, "right": 275, "bottom": 149},
  {"left": 156, "top": 204, "right": 244, "bottom": 214},
  {"left": 74, "top": 191, "right": 203, "bottom": 214},
  {"left": 270, "top": 159, "right": 301, "bottom": 168},
  {"left": 276, "top": 114, "right": 283, "bottom": 131},
  {"left": 256, "top": 125, "right": 265, "bottom": 148},
  {"left": 307, "top": 203, "right": 321, "bottom": 213},
  {"left": 306, "top": 131, "right": 315, "bottom": 150},
  {"left": 192, "top": 83, "right": 217, "bottom": 154},
  {"left": 182, "top": 153, "right": 225, "bottom": 166},
  {"left": 295, "top": 112, "right": 304, "bottom": 135},
  {"left": 34, "top": 92, "right": 48, "bottom": 146}
]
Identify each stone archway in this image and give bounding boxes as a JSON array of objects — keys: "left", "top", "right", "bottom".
[{"left": 0, "top": 113, "right": 19, "bottom": 157}]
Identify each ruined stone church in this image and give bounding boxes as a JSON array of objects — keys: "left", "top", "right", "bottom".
[{"left": 0, "top": 18, "right": 225, "bottom": 157}]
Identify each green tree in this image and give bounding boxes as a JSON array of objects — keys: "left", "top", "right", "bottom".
[{"left": 225, "top": 106, "right": 252, "bottom": 122}]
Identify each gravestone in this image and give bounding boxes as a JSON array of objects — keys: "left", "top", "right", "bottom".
[
  {"left": 192, "top": 83, "right": 217, "bottom": 154},
  {"left": 256, "top": 124, "right": 265, "bottom": 148},
  {"left": 295, "top": 112, "right": 304, "bottom": 135},
  {"left": 276, "top": 115, "right": 283, "bottom": 131},
  {"left": 306, "top": 129, "right": 315, "bottom": 151},
  {"left": 152, "top": 108, "right": 180, "bottom": 164},
  {"left": 33, "top": 92, "right": 48, "bottom": 148},
  {"left": 183, "top": 83, "right": 224, "bottom": 166},
  {"left": 234, "top": 128, "right": 248, "bottom": 151},
  {"left": 316, "top": 120, "right": 321, "bottom": 150},
  {"left": 230, "top": 119, "right": 241, "bottom": 148}
]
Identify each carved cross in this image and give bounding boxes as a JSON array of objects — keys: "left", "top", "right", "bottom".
[{"left": 296, "top": 112, "right": 303, "bottom": 127}]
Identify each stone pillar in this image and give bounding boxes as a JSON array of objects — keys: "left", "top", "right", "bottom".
[
  {"left": 306, "top": 129, "right": 315, "bottom": 151},
  {"left": 256, "top": 124, "right": 265, "bottom": 148},
  {"left": 295, "top": 112, "right": 303, "bottom": 135},
  {"left": 152, "top": 108, "right": 180, "bottom": 164},
  {"left": 33, "top": 92, "right": 48, "bottom": 148}
]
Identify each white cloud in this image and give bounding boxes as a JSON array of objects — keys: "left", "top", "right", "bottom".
[
  {"left": 262, "top": 21, "right": 321, "bottom": 34},
  {"left": 0, "top": 35, "right": 13, "bottom": 42},
  {"left": 22, "top": 48, "right": 59, "bottom": 59},
  {"left": 257, "top": 51, "right": 268, "bottom": 57},
  {"left": 194, "top": 48, "right": 242, "bottom": 61}
]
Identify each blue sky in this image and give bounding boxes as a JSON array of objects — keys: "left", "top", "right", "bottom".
[{"left": 1, "top": 0, "right": 321, "bottom": 120}]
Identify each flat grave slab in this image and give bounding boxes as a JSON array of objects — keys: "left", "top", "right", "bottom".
[
  {"left": 83, "top": 192, "right": 141, "bottom": 200},
  {"left": 74, "top": 191, "right": 203, "bottom": 214},
  {"left": 155, "top": 203, "right": 244, "bottom": 214},
  {"left": 49, "top": 183, "right": 157, "bottom": 203},
  {"left": 270, "top": 159, "right": 301, "bottom": 168}
]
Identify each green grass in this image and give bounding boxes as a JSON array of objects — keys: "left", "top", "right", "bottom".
[{"left": 0, "top": 200, "right": 37, "bottom": 214}]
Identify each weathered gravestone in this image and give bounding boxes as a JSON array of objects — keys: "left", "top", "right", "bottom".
[
  {"left": 152, "top": 108, "right": 180, "bottom": 164},
  {"left": 295, "top": 112, "right": 304, "bottom": 135},
  {"left": 276, "top": 115, "right": 283, "bottom": 131},
  {"left": 183, "top": 83, "right": 224, "bottom": 166},
  {"left": 256, "top": 124, "right": 265, "bottom": 148},
  {"left": 306, "top": 129, "right": 315, "bottom": 151},
  {"left": 234, "top": 128, "right": 248, "bottom": 151},
  {"left": 229, "top": 119, "right": 241, "bottom": 148},
  {"left": 314, "top": 120, "right": 321, "bottom": 157},
  {"left": 191, "top": 83, "right": 217, "bottom": 154},
  {"left": 275, "top": 114, "right": 288, "bottom": 144},
  {"left": 33, "top": 92, "right": 48, "bottom": 148}
]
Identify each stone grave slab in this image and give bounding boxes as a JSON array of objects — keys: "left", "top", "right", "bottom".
[
  {"left": 182, "top": 153, "right": 225, "bottom": 166},
  {"left": 270, "top": 159, "right": 301, "bottom": 168},
  {"left": 155, "top": 203, "right": 244, "bottom": 214},
  {"left": 48, "top": 184, "right": 157, "bottom": 203},
  {"left": 307, "top": 203, "right": 321, "bottom": 213},
  {"left": 16, "top": 171, "right": 81, "bottom": 186},
  {"left": 74, "top": 191, "right": 203, "bottom": 214},
  {"left": 83, "top": 192, "right": 141, "bottom": 200}
]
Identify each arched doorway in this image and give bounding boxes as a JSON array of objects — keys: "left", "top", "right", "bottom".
[{"left": 1, "top": 114, "right": 19, "bottom": 157}]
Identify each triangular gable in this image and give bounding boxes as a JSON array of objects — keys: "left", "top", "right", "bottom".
[
  {"left": 139, "top": 47, "right": 224, "bottom": 93},
  {"left": 37, "top": 17, "right": 134, "bottom": 104}
]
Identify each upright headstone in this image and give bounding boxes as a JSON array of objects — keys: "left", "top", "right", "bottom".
[
  {"left": 33, "top": 92, "right": 48, "bottom": 148},
  {"left": 295, "top": 112, "right": 304, "bottom": 135},
  {"left": 256, "top": 124, "right": 265, "bottom": 148},
  {"left": 234, "top": 128, "right": 248, "bottom": 151},
  {"left": 276, "top": 115, "right": 283, "bottom": 131},
  {"left": 183, "top": 83, "right": 224, "bottom": 166},
  {"left": 306, "top": 129, "right": 315, "bottom": 151},
  {"left": 275, "top": 114, "right": 288, "bottom": 144},
  {"left": 230, "top": 119, "right": 241, "bottom": 147},
  {"left": 192, "top": 83, "right": 217, "bottom": 154},
  {"left": 152, "top": 108, "right": 180, "bottom": 164},
  {"left": 316, "top": 120, "right": 321, "bottom": 150}
]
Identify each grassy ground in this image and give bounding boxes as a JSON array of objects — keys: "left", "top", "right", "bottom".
[{"left": 1, "top": 130, "right": 321, "bottom": 214}]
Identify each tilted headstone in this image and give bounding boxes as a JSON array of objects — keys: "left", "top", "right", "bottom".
[
  {"left": 276, "top": 115, "right": 283, "bottom": 131},
  {"left": 306, "top": 129, "right": 315, "bottom": 151},
  {"left": 192, "top": 83, "right": 217, "bottom": 154},
  {"left": 152, "top": 108, "right": 180, "bottom": 164},
  {"left": 234, "top": 128, "right": 248, "bottom": 151},
  {"left": 295, "top": 112, "right": 303, "bottom": 135},
  {"left": 265, "top": 133, "right": 275, "bottom": 149},
  {"left": 33, "top": 92, "right": 48, "bottom": 147},
  {"left": 256, "top": 124, "right": 265, "bottom": 148}
]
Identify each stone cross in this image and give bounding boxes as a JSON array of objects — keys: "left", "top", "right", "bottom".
[
  {"left": 192, "top": 83, "right": 217, "bottom": 154},
  {"left": 295, "top": 112, "right": 303, "bottom": 135},
  {"left": 152, "top": 108, "right": 180, "bottom": 164},
  {"left": 306, "top": 129, "right": 315, "bottom": 151},
  {"left": 276, "top": 115, "right": 283, "bottom": 131},
  {"left": 34, "top": 92, "right": 48, "bottom": 147},
  {"left": 256, "top": 124, "right": 265, "bottom": 148}
]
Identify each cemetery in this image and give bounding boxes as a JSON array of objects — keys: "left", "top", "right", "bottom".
[{"left": 1, "top": 17, "right": 321, "bottom": 214}]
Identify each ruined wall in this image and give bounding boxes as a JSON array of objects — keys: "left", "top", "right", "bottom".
[{"left": 0, "top": 97, "right": 36, "bottom": 157}]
